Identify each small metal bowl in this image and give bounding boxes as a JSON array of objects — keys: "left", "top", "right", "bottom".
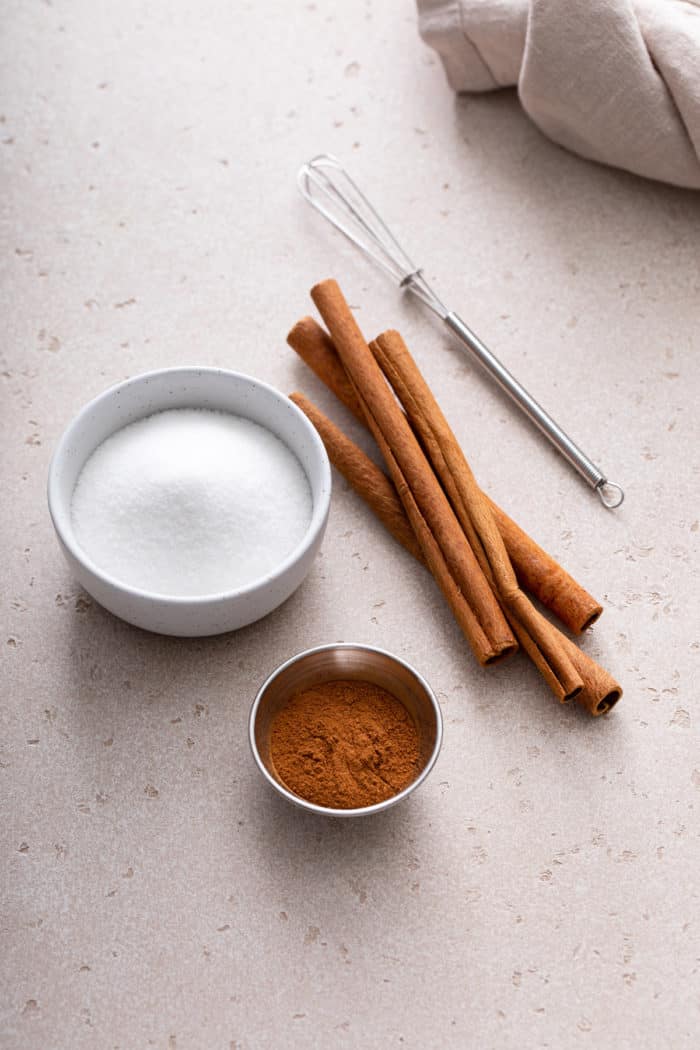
[{"left": 249, "top": 643, "right": 443, "bottom": 817}]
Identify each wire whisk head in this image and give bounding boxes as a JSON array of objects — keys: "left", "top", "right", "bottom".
[{"left": 297, "top": 154, "right": 448, "bottom": 318}]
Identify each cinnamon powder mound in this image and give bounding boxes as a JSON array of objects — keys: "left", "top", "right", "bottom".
[{"left": 269, "top": 679, "right": 421, "bottom": 809}]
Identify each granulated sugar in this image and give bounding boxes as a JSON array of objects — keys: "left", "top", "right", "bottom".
[{"left": 71, "top": 409, "right": 312, "bottom": 596}]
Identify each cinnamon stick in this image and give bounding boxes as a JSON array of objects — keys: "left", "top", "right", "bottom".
[
  {"left": 487, "top": 501, "right": 602, "bottom": 633},
  {"left": 309, "top": 279, "right": 517, "bottom": 667},
  {"left": 560, "top": 636, "right": 622, "bottom": 716},
  {"left": 286, "top": 314, "right": 602, "bottom": 634},
  {"left": 371, "top": 329, "right": 583, "bottom": 703},
  {"left": 288, "top": 317, "right": 365, "bottom": 424},
  {"left": 289, "top": 392, "right": 424, "bottom": 562},
  {"left": 291, "top": 391, "right": 620, "bottom": 716}
]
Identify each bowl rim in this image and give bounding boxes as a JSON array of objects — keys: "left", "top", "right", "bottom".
[
  {"left": 47, "top": 365, "right": 332, "bottom": 606},
  {"left": 249, "top": 642, "right": 444, "bottom": 817}
]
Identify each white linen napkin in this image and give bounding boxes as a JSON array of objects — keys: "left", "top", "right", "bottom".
[{"left": 418, "top": 0, "right": 700, "bottom": 188}]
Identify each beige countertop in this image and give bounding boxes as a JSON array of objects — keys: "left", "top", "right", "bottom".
[{"left": 2, "top": 1, "right": 699, "bottom": 1047}]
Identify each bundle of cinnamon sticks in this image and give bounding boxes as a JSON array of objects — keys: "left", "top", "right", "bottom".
[{"left": 288, "top": 279, "right": 622, "bottom": 716}]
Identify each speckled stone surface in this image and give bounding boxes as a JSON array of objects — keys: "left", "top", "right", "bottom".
[{"left": 2, "top": 2, "right": 699, "bottom": 1048}]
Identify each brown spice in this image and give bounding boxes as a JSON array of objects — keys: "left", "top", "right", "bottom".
[
  {"left": 286, "top": 279, "right": 621, "bottom": 715},
  {"left": 310, "top": 278, "right": 517, "bottom": 666},
  {"left": 269, "top": 679, "right": 421, "bottom": 809},
  {"left": 371, "top": 329, "right": 583, "bottom": 703},
  {"left": 287, "top": 315, "right": 602, "bottom": 635}
]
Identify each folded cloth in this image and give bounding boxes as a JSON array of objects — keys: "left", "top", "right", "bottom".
[{"left": 418, "top": 0, "right": 700, "bottom": 188}]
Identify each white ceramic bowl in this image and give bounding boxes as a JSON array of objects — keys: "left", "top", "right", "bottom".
[{"left": 47, "top": 367, "right": 331, "bottom": 636}]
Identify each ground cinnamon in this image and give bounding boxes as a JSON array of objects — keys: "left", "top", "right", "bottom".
[{"left": 269, "top": 679, "right": 421, "bottom": 809}]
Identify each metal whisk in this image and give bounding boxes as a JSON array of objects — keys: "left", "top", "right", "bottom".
[{"left": 297, "top": 154, "right": 624, "bottom": 509}]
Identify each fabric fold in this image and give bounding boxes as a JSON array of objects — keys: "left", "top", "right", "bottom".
[{"left": 418, "top": 0, "right": 700, "bottom": 188}]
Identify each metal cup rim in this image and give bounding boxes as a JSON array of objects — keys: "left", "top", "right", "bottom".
[{"left": 249, "top": 642, "right": 443, "bottom": 817}]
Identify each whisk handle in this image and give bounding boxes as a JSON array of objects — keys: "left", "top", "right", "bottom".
[{"left": 443, "top": 312, "right": 624, "bottom": 508}]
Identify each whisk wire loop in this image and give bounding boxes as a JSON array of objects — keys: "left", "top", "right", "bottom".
[{"left": 298, "top": 155, "right": 448, "bottom": 317}]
